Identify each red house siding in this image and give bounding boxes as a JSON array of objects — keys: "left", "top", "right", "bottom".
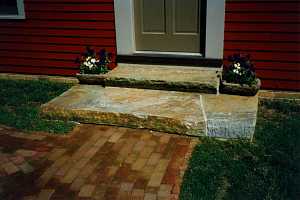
[
  {"left": 0, "top": 0, "right": 299, "bottom": 91},
  {"left": 224, "top": 0, "right": 300, "bottom": 91},
  {"left": 0, "top": 0, "right": 116, "bottom": 76}
]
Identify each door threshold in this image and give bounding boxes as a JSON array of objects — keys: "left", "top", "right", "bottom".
[
  {"left": 134, "top": 51, "right": 203, "bottom": 58},
  {"left": 117, "top": 54, "right": 222, "bottom": 68}
]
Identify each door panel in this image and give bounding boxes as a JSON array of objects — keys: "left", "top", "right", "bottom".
[
  {"left": 135, "top": 0, "right": 200, "bottom": 53},
  {"left": 174, "top": 0, "right": 199, "bottom": 34},
  {"left": 142, "top": 0, "right": 166, "bottom": 33}
]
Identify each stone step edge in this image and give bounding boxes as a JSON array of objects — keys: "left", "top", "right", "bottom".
[
  {"left": 40, "top": 104, "right": 207, "bottom": 137},
  {"left": 76, "top": 73, "right": 219, "bottom": 94},
  {"left": 41, "top": 102, "right": 257, "bottom": 139}
]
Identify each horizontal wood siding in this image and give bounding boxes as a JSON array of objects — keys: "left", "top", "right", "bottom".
[
  {"left": 224, "top": 0, "right": 300, "bottom": 91},
  {"left": 0, "top": 0, "right": 116, "bottom": 76},
  {"left": 1, "top": 0, "right": 299, "bottom": 91}
]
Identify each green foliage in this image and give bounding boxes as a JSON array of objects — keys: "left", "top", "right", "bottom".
[
  {"left": 76, "top": 47, "right": 111, "bottom": 74},
  {"left": 0, "top": 79, "right": 75, "bottom": 134},
  {"left": 180, "top": 101, "right": 300, "bottom": 200},
  {"left": 223, "top": 53, "right": 257, "bottom": 86},
  {"left": 260, "top": 99, "right": 300, "bottom": 114}
]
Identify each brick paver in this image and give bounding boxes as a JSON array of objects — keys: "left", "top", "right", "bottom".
[
  {"left": 0, "top": 124, "right": 198, "bottom": 199},
  {"left": 78, "top": 184, "right": 96, "bottom": 197},
  {"left": 2, "top": 161, "right": 19, "bottom": 175},
  {"left": 37, "top": 189, "right": 55, "bottom": 200}
]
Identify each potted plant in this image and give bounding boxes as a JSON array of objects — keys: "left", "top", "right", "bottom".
[
  {"left": 75, "top": 47, "right": 112, "bottom": 85},
  {"left": 220, "top": 53, "right": 261, "bottom": 96}
]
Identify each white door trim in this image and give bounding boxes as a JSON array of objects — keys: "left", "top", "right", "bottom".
[
  {"left": 0, "top": 0, "right": 26, "bottom": 19},
  {"left": 114, "top": 0, "right": 225, "bottom": 59},
  {"left": 114, "top": 0, "right": 135, "bottom": 55},
  {"left": 205, "top": 0, "right": 225, "bottom": 59}
]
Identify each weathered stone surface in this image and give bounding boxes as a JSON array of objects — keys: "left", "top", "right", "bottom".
[
  {"left": 76, "top": 73, "right": 106, "bottom": 85},
  {"left": 41, "top": 84, "right": 260, "bottom": 139},
  {"left": 220, "top": 79, "right": 261, "bottom": 96},
  {"left": 41, "top": 85, "right": 206, "bottom": 136},
  {"left": 104, "top": 64, "right": 221, "bottom": 94},
  {"left": 202, "top": 94, "right": 258, "bottom": 139}
]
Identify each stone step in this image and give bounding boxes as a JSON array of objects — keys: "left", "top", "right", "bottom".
[
  {"left": 41, "top": 85, "right": 259, "bottom": 139},
  {"left": 78, "top": 64, "right": 222, "bottom": 94},
  {"left": 202, "top": 94, "right": 258, "bottom": 139},
  {"left": 41, "top": 85, "right": 207, "bottom": 136}
]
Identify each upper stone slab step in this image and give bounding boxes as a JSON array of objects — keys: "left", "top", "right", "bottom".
[{"left": 79, "top": 64, "right": 221, "bottom": 94}]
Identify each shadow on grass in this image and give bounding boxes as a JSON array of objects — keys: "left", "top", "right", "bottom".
[
  {"left": 0, "top": 79, "right": 75, "bottom": 134},
  {"left": 180, "top": 100, "right": 300, "bottom": 200}
]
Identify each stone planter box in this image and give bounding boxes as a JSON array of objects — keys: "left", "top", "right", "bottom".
[
  {"left": 220, "top": 78, "right": 261, "bottom": 96},
  {"left": 76, "top": 73, "right": 107, "bottom": 85}
]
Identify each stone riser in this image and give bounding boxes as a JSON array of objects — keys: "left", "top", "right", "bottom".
[
  {"left": 41, "top": 106, "right": 206, "bottom": 136},
  {"left": 76, "top": 74, "right": 218, "bottom": 94},
  {"left": 206, "top": 117, "right": 257, "bottom": 139},
  {"left": 105, "top": 78, "right": 218, "bottom": 94}
]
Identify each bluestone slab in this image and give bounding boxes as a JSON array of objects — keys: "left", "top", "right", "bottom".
[
  {"left": 202, "top": 94, "right": 258, "bottom": 139},
  {"left": 41, "top": 85, "right": 206, "bottom": 136}
]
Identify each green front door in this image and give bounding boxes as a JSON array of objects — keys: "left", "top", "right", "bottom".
[{"left": 134, "top": 0, "right": 201, "bottom": 53}]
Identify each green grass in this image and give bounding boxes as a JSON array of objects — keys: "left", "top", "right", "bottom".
[
  {"left": 0, "top": 79, "right": 75, "bottom": 134},
  {"left": 180, "top": 100, "right": 300, "bottom": 200}
]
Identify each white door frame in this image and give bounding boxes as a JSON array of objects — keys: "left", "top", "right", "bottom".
[
  {"left": 114, "top": 0, "right": 225, "bottom": 59},
  {"left": 0, "top": 0, "right": 26, "bottom": 19}
]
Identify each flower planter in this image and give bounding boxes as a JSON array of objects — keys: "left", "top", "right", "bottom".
[
  {"left": 76, "top": 73, "right": 107, "bottom": 85},
  {"left": 220, "top": 78, "right": 261, "bottom": 96}
]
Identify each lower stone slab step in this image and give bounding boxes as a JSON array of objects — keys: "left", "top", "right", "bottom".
[
  {"left": 41, "top": 85, "right": 206, "bottom": 136},
  {"left": 41, "top": 85, "right": 259, "bottom": 139}
]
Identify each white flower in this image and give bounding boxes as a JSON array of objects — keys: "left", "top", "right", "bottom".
[
  {"left": 233, "top": 69, "right": 240, "bottom": 74},
  {"left": 83, "top": 61, "right": 88, "bottom": 66},
  {"left": 91, "top": 58, "right": 96, "bottom": 63},
  {"left": 234, "top": 63, "right": 241, "bottom": 69}
]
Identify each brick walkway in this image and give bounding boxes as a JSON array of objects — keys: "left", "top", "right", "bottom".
[{"left": 0, "top": 124, "right": 198, "bottom": 200}]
